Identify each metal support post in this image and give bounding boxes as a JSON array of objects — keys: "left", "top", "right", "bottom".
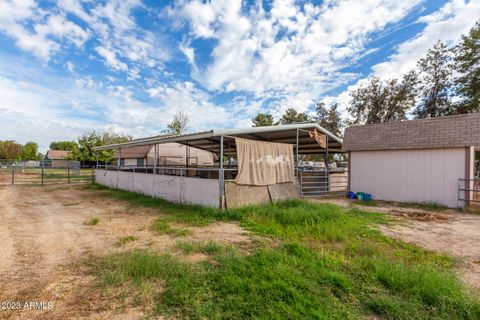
[
  {"left": 219, "top": 135, "right": 224, "bottom": 209},
  {"left": 153, "top": 144, "right": 157, "bottom": 175},
  {"left": 11, "top": 165, "right": 15, "bottom": 185},
  {"left": 41, "top": 160, "right": 44, "bottom": 185},
  {"left": 118, "top": 148, "right": 121, "bottom": 171},
  {"left": 67, "top": 162, "right": 71, "bottom": 184},
  {"left": 295, "top": 129, "right": 300, "bottom": 176}
]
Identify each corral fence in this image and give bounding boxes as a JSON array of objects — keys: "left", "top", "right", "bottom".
[
  {"left": 457, "top": 178, "right": 480, "bottom": 208},
  {"left": 299, "top": 169, "right": 349, "bottom": 197},
  {"left": 0, "top": 160, "right": 94, "bottom": 186}
]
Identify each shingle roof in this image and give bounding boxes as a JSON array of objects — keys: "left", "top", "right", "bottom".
[
  {"left": 46, "top": 150, "right": 70, "bottom": 160},
  {"left": 342, "top": 113, "right": 480, "bottom": 151}
]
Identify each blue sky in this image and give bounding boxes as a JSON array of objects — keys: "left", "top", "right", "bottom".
[{"left": 0, "top": 0, "right": 479, "bottom": 152}]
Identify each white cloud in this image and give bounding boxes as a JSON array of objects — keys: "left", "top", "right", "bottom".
[
  {"left": 325, "top": 0, "right": 480, "bottom": 119},
  {"left": 373, "top": 0, "right": 480, "bottom": 78},
  {"left": 66, "top": 61, "right": 75, "bottom": 73},
  {"left": 172, "top": 0, "right": 422, "bottom": 113},
  {"left": 0, "top": 1, "right": 89, "bottom": 61},
  {"left": 147, "top": 81, "right": 234, "bottom": 130},
  {"left": 95, "top": 46, "right": 128, "bottom": 71}
]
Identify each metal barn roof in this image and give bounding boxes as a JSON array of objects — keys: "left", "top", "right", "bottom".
[{"left": 93, "top": 123, "right": 344, "bottom": 155}]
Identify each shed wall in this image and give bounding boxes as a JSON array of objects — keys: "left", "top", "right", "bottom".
[
  {"left": 350, "top": 148, "right": 466, "bottom": 208},
  {"left": 95, "top": 169, "right": 219, "bottom": 207}
]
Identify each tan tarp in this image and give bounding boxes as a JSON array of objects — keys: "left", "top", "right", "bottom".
[
  {"left": 234, "top": 138, "right": 295, "bottom": 186},
  {"left": 309, "top": 129, "right": 327, "bottom": 149}
]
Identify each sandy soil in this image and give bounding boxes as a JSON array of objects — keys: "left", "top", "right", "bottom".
[
  {"left": 0, "top": 185, "right": 249, "bottom": 319},
  {"left": 310, "top": 197, "right": 480, "bottom": 292}
]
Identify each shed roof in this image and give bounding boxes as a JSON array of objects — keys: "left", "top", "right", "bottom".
[
  {"left": 93, "top": 123, "right": 344, "bottom": 155},
  {"left": 46, "top": 150, "right": 70, "bottom": 160},
  {"left": 342, "top": 113, "right": 480, "bottom": 152}
]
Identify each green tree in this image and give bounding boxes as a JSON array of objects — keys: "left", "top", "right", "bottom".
[
  {"left": 167, "top": 110, "right": 189, "bottom": 135},
  {"left": 252, "top": 113, "right": 274, "bottom": 127},
  {"left": 277, "top": 108, "right": 311, "bottom": 125},
  {"left": 413, "top": 41, "right": 453, "bottom": 118},
  {"left": 75, "top": 131, "right": 131, "bottom": 163},
  {"left": 49, "top": 141, "right": 79, "bottom": 152},
  {"left": 0, "top": 140, "right": 22, "bottom": 160},
  {"left": 347, "top": 71, "right": 417, "bottom": 125},
  {"left": 454, "top": 21, "right": 480, "bottom": 113},
  {"left": 315, "top": 102, "right": 343, "bottom": 137},
  {"left": 19, "top": 142, "right": 39, "bottom": 160}
]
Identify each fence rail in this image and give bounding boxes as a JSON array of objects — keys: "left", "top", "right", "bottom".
[
  {"left": 0, "top": 160, "right": 94, "bottom": 186},
  {"left": 457, "top": 178, "right": 480, "bottom": 208},
  {"left": 299, "top": 169, "right": 349, "bottom": 197}
]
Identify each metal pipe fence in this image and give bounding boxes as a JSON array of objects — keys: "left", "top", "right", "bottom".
[
  {"left": 0, "top": 160, "right": 94, "bottom": 186},
  {"left": 97, "top": 164, "right": 238, "bottom": 180},
  {"left": 299, "top": 169, "right": 349, "bottom": 197},
  {"left": 457, "top": 178, "right": 480, "bottom": 208}
]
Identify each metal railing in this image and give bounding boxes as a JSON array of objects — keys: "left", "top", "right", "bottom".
[
  {"left": 299, "top": 169, "right": 349, "bottom": 197},
  {"left": 457, "top": 178, "right": 480, "bottom": 208},
  {"left": 0, "top": 160, "right": 94, "bottom": 186},
  {"left": 97, "top": 164, "right": 238, "bottom": 180}
]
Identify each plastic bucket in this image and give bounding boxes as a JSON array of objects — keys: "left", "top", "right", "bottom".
[
  {"left": 363, "top": 193, "right": 372, "bottom": 201},
  {"left": 357, "top": 192, "right": 364, "bottom": 200},
  {"left": 348, "top": 191, "right": 356, "bottom": 199}
]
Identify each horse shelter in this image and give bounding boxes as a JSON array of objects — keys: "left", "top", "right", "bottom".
[{"left": 93, "top": 123, "right": 346, "bottom": 208}]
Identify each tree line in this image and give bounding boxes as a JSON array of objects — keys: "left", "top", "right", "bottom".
[
  {"left": 252, "top": 21, "right": 480, "bottom": 132},
  {"left": 1, "top": 111, "right": 189, "bottom": 162}
]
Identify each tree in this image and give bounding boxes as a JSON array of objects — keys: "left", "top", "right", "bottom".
[
  {"left": 347, "top": 71, "right": 417, "bottom": 125},
  {"left": 413, "top": 41, "right": 453, "bottom": 118},
  {"left": 0, "top": 140, "right": 22, "bottom": 160},
  {"left": 252, "top": 112, "right": 274, "bottom": 127},
  {"left": 49, "top": 141, "right": 79, "bottom": 152},
  {"left": 167, "top": 110, "right": 189, "bottom": 135},
  {"left": 315, "top": 102, "right": 343, "bottom": 137},
  {"left": 75, "top": 131, "right": 131, "bottom": 163},
  {"left": 454, "top": 21, "right": 480, "bottom": 114},
  {"left": 277, "top": 108, "right": 311, "bottom": 125},
  {"left": 19, "top": 142, "right": 39, "bottom": 160}
]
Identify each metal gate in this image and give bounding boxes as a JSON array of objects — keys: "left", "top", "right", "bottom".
[
  {"left": 457, "top": 178, "right": 480, "bottom": 208},
  {"left": 0, "top": 160, "right": 94, "bottom": 186},
  {"left": 299, "top": 169, "right": 348, "bottom": 197}
]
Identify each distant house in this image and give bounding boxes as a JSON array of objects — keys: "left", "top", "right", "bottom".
[
  {"left": 115, "top": 143, "right": 215, "bottom": 167},
  {"left": 46, "top": 150, "right": 70, "bottom": 167}
]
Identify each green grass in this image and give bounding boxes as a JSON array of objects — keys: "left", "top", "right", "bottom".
[
  {"left": 116, "top": 235, "right": 138, "bottom": 246},
  {"left": 85, "top": 184, "right": 480, "bottom": 319},
  {"left": 151, "top": 219, "right": 192, "bottom": 237},
  {"left": 84, "top": 216, "right": 100, "bottom": 225},
  {"left": 176, "top": 240, "right": 224, "bottom": 255}
]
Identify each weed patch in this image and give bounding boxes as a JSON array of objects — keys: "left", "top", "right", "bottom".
[
  {"left": 84, "top": 216, "right": 100, "bottom": 225},
  {"left": 151, "top": 219, "right": 192, "bottom": 237},
  {"left": 116, "top": 235, "right": 138, "bottom": 246}
]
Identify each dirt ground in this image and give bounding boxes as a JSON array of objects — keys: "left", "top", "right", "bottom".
[
  {"left": 311, "top": 197, "right": 480, "bottom": 292},
  {"left": 0, "top": 185, "right": 250, "bottom": 319}
]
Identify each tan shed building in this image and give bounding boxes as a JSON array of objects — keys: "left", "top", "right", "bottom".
[
  {"left": 46, "top": 150, "right": 71, "bottom": 167},
  {"left": 343, "top": 113, "right": 480, "bottom": 208}
]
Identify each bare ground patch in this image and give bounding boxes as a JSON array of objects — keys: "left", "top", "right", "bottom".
[
  {"left": 0, "top": 185, "right": 250, "bottom": 319},
  {"left": 379, "top": 213, "right": 480, "bottom": 291}
]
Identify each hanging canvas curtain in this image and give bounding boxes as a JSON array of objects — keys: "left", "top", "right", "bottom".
[{"left": 234, "top": 138, "right": 295, "bottom": 186}]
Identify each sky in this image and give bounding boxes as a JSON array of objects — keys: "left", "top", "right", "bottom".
[{"left": 0, "top": 0, "right": 479, "bottom": 152}]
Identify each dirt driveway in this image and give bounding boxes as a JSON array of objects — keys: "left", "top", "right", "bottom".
[{"left": 0, "top": 185, "right": 248, "bottom": 319}]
